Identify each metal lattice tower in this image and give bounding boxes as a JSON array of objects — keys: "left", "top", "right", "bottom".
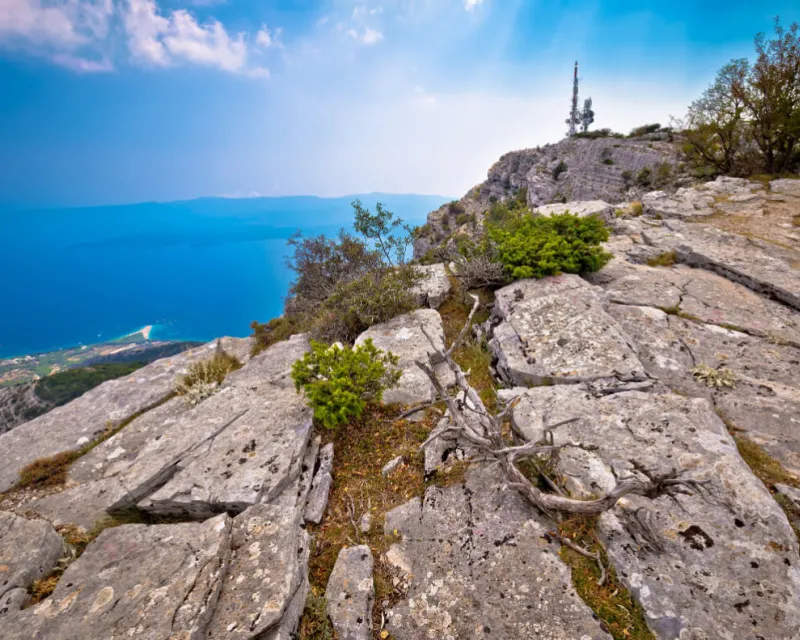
[{"left": 566, "top": 61, "right": 580, "bottom": 137}]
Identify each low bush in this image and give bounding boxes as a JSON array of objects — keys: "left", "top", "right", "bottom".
[
  {"left": 646, "top": 250, "right": 677, "bottom": 267},
  {"left": 312, "top": 265, "right": 422, "bottom": 343},
  {"left": 175, "top": 343, "right": 242, "bottom": 405},
  {"left": 251, "top": 316, "right": 306, "bottom": 355},
  {"left": 635, "top": 167, "right": 653, "bottom": 188},
  {"left": 291, "top": 339, "right": 400, "bottom": 429},
  {"left": 487, "top": 213, "right": 611, "bottom": 280},
  {"left": 602, "top": 158, "right": 615, "bottom": 165},
  {"left": 448, "top": 201, "right": 466, "bottom": 216},
  {"left": 629, "top": 123, "right": 662, "bottom": 137},
  {"left": 552, "top": 160, "right": 568, "bottom": 181},
  {"left": 455, "top": 213, "right": 472, "bottom": 226}
]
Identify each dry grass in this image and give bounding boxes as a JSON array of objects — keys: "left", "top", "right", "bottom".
[
  {"left": 646, "top": 251, "right": 677, "bottom": 267},
  {"left": 299, "top": 404, "right": 435, "bottom": 639},
  {"left": 13, "top": 394, "right": 175, "bottom": 491},
  {"left": 557, "top": 516, "right": 655, "bottom": 640},
  {"left": 175, "top": 345, "right": 242, "bottom": 404}
]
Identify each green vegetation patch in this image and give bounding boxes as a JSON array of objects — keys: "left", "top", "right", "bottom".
[
  {"left": 558, "top": 515, "right": 656, "bottom": 640},
  {"left": 34, "top": 362, "right": 145, "bottom": 407},
  {"left": 291, "top": 339, "right": 401, "bottom": 430},
  {"left": 487, "top": 213, "right": 611, "bottom": 280},
  {"left": 646, "top": 251, "right": 677, "bottom": 267}
]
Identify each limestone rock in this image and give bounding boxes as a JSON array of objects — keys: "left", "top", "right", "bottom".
[
  {"left": 3, "top": 514, "right": 233, "bottom": 639},
  {"left": 326, "top": 545, "right": 374, "bottom": 640},
  {"left": 775, "top": 483, "right": 800, "bottom": 509},
  {"left": 222, "top": 334, "right": 309, "bottom": 390},
  {"left": 512, "top": 387, "right": 800, "bottom": 639},
  {"left": 139, "top": 385, "right": 312, "bottom": 518},
  {"left": 0, "top": 511, "right": 66, "bottom": 610},
  {"left": 207, "top": 505, "right": 307, "bottom": 639},
  {"left": 411, "top": 263, "right": 452, "bottom": 309},
  {"left": 355, "top": 309, "right": 450, "bottom": 405},
  {"left": 534, "top": 199, "right": 614, "bottom": 221},
  {"left": 602, "top": 262, "right": 800, "bottom": 346},
  {"left": 489, "top": 275, "right": 645, "bottom": 387},
  {"left": 384, "top": 467, "right": 611, "bottom": 639},
  {"left": 0, "top": 337, "right": 250, "bottom": 493},
  {"left": 304, "top": 442, "right": 333, "bottom": 524},
  {"left": 381, "top": 455, "right": 403, "bottom": 477},
  {"left": 608, "top": 303, "right": 800, "bottom": 476},
  {"left": 770, "top": 178, "right": 800, "bottom": 197}
]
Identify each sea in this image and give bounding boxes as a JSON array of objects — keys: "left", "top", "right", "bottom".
[{"left": 0, "top": 193, "right": 451, "bottom": 358}]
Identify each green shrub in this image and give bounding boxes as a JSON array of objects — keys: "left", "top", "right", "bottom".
[
  {"left": 602, "top": 158, "right": 615, "bottom": 165},
  {"left": 653, "top": 162, "right": 673, "bottom": 187},
  {"left": 487, "top": 213, "right": 611, "bottom": 280},
  {"left": 635, "top": 167, "right": 653, "bottom": 188},
  {"left": 251, "top": 316, "right": 305, "bottom": 355},
  {"left": 449, "top": 201, "right": 466, "bottom": 216},
  {"left": 552, "top": 160, "right": 568, "bottom": 180},
  {"left": 646, "top": 251, "right": 677, "bottom": 267},
  {"left": 621, "top": 170, "right": 633, "bottom": 189},
  {"left": 313, "top": 265, "right": 422, "bottom": 343},
  {"left": 291, "top": 339, "right": 401, "bottom": 429},
  {"left": 34, "top": 362, "right": 144, "bottom": 406},
  {"left": 629, "top": 123, "right": 662, "bottom": 137},
  {"left": 456, "top": 213, "right": 472, "bottom": 226}
]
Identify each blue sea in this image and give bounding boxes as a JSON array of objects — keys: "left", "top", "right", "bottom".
[{"left": 0, "top": 194, "right": 450, "bottom": 358}]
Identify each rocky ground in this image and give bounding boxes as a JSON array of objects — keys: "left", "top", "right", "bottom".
[{"left": 1, "top": 176, "right": 800, "bottom": 639}]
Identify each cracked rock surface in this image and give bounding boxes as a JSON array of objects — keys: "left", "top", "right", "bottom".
[
  {"left": 0, "top": 337, "right": 251, "bottom": 494},
  {"left": 384, "top": 466, "right": 611, "bottom": 640}
]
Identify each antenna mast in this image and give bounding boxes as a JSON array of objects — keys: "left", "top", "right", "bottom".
[{"left": 566, "top": 61, "right": 580, "bottom": 137}]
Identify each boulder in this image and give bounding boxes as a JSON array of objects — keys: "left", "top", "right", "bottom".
[
  {"left": 139, "top": 385, "right": 312, "bottom": 518},
  {"left": 3, "top": 514, "right": 233, "bottom": 639},
  {"left": 602, "top": 262, "right": 800, "bottom": 346},
  {"left": 0, "top": 511, "right": 66, "bottom": 612},
  {"left": 411, "top": 263, "right": 452, "bottom": 309},
  {"left": 512, "top": 387, "right": 800, "bottom": 639},
  {"left": 383, "top": 467, "right": 611, "bottom": 639},
  {"left": 770, "top": 178, "right": 800, "bottom": 197},
  {"left": 642, "top": 188, "right": 715, "bottom": 219},
  {"left": 355, "top": 309, "right": 451, "bottom": 406},
  {"left": 534, "top": 199, "right": 614, "bottom": 222},
  {"left": 0, "top": 337, "right": 250, "bottom": 493},
  {"left": 304, "top": 442, "right": 333, "bottom": 524},
  {"left": 325, "top": 545, "right": 374, "bottom": 640},
  {"left": 608, "top": 304, "right": 800, "bottom": 477},
  {"left": 207, "top": 505, "right": 308, "bottom": 639},
  {"left": 489, "top": 275, "right": 645, "bottom": 387}
]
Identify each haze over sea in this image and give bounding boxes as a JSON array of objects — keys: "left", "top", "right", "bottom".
[{"left": 0, "top": 194, "right": 450, "bottom": 359}]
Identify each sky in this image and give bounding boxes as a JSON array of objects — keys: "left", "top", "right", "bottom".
[{"left": 1, "top": 0, "right": 799, "bottom": 208}]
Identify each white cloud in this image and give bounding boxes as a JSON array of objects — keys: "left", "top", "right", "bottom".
[
  {"left": 0, "top": 0, "right": 274, "bottom": 75},
  {"left": 256, "top": 24, "right": 282, "bottom": 49},
  {"left": 52, "top": 52, "right": 114, "bottom": 72},
  {"left": 0, "top": 0, "right": 114, "bottom": 69},
  {"left": 347, "top": 26, "right": 383, "bottom": 45},
  {"left": 464, "top": 0, "right": 484, "bottom": 11}
]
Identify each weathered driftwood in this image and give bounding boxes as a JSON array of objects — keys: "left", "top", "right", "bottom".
[{"left": 415, "top": 294, "right": 712, "bottom": 582}]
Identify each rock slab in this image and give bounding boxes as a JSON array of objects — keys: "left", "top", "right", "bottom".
[{"left": 326, "top": 545, "right": 374, "bottom": 640}]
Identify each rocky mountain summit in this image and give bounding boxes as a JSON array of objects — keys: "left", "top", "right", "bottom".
[
  {"left": 2, "top": 170, "right": 800, "bottom": 639},
  {"left": 414, "top": 133, "right": 686, "bottom": 259}
]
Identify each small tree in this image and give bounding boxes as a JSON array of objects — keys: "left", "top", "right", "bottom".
[
  {"left": 683, "top": 60, "right": 750, "bottom": 174},
  {"left": 352, "top": 199, "right": 417, "bottom": 266},
  {"left": 740, "top": 18, "right": 800, "bottom": 173},
  {"left": 291, "top": 339, "right": 400, "bottom": 429}
]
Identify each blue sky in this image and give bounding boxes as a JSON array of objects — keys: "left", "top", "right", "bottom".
[{"left": 1, "top": 1, "right": 798, "bottom": 207}]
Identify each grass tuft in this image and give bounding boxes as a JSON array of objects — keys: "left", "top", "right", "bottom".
[
  {"left": 646, "top": 251, "right": 677, "bottom": 268},
  {"left": 557, "top": 515, "right": 655, "bottom": 640}
]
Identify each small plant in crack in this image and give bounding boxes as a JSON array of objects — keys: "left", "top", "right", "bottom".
[{"left": 691, "top": 363, "right": 736, "bottom": 388}]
